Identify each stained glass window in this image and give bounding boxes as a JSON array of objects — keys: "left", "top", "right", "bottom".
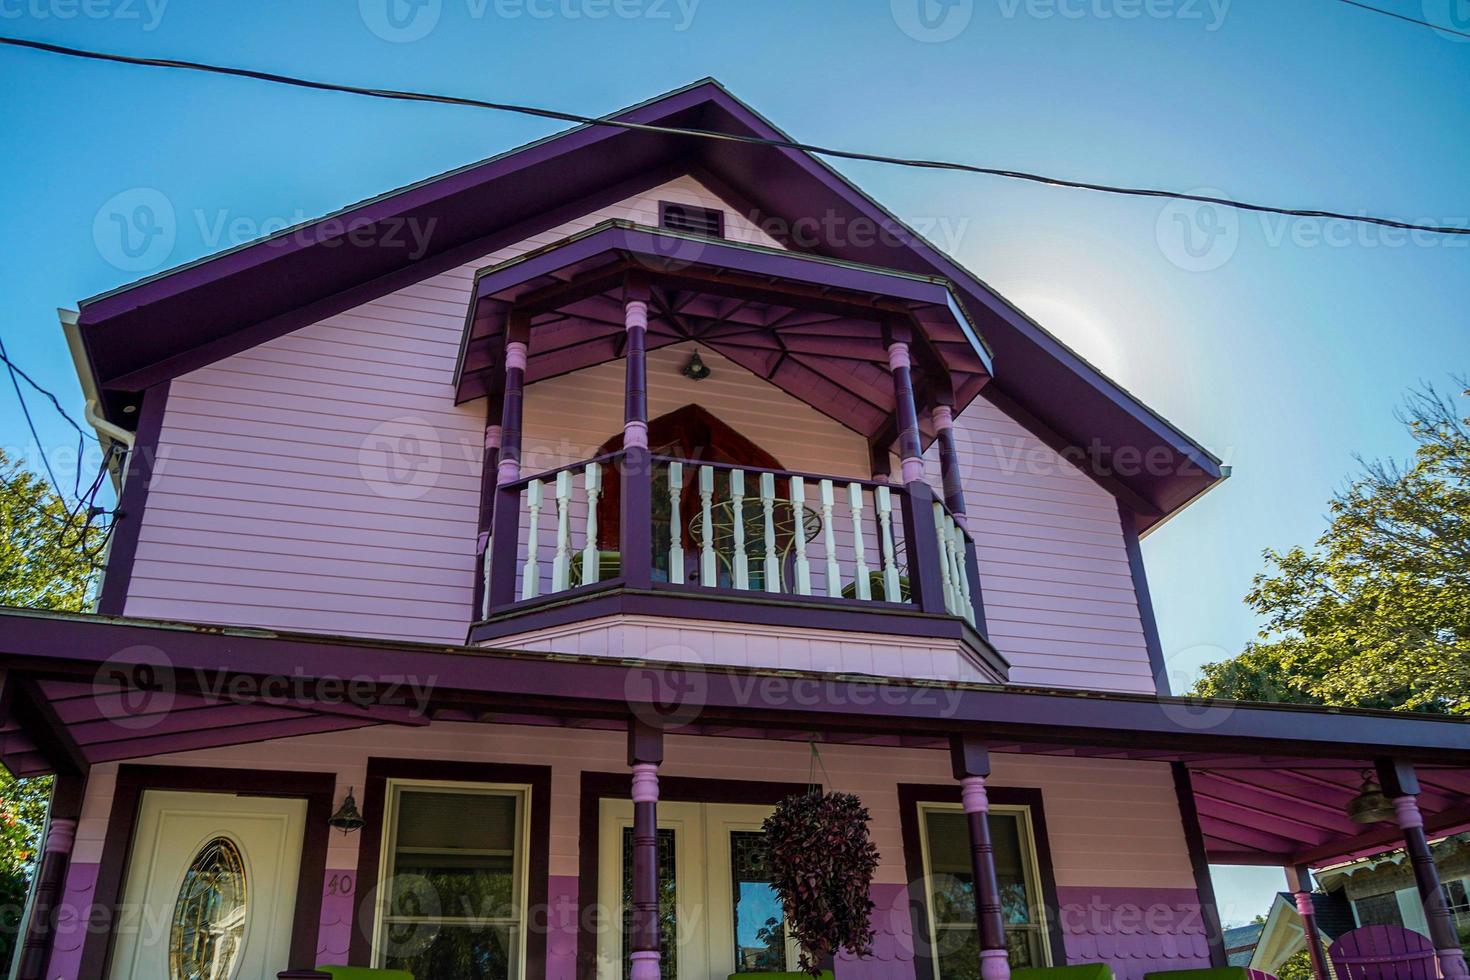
[
  {"left": 730, "top": 831, "right": 787, "bottom": 973},
  {"left": 169, "top": 836, "right": 248, "bottom": 980}
]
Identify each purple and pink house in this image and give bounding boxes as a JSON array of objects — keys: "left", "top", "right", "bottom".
[{"left": 5, "top": 80, "right": 1470, "bottom": 980}]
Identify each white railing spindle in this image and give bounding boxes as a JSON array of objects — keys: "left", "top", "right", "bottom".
[
  {"left": 699, "top": 465, "right": 716, "bottom": 587},
  {"left": 950, "top": 518, "right": 975, "bottom": 625},
  {"left": 820, "top": 479, "right": 841, "bottom": 597},
  {"left": 581, "top": 462, "right": 602, "bottom": 585},
  {"left": 667, "top": 460, "right": 685, "bottom": 585},
  {"left": 760, "top": 471, "right": 779, "bottom": 592},
  {"left": 790, "top": 476, "right": 812, "bottom": 596},
  {"left": 521, "top": 479, "right": 544, "bottom": 601},
  {"left": 932, "top": 501, "right": 956, "bottom": 614},
  {"left": 875, "top": 485, "right": 901, "bottom": 602},
  {"left": 730, "top": 469, "right": 749, "bottom": 590},
  {"left": 848, "top": 482, "right": 871, "bottom": 601},
  {"left": 550, "top": 470, "right": 572, "bottom": 593}
]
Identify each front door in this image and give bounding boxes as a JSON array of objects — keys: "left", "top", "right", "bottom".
[
  {"left": 597, "top": 800, "right": 799, "bottom": 978},
  {"left": 108, "top": 789, "right": 307, "bottom": 980}
]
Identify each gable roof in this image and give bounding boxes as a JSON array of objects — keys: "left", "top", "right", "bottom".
[{"left": 73, "top": 78, "right": 1224, "bottom": 530}]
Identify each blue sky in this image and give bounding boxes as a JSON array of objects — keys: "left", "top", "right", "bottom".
[{"left": 2, "top": 0, "right": 1467, "bottom": 925}]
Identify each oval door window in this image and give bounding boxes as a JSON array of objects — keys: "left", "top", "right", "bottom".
[{"left": 169, "top": 836, "right": 249, "bottom": 980}]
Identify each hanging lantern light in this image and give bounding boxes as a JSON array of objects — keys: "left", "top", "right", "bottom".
[
  {"left": 682, "top": 350, "right": 711, "bottom": 381},
  {"left": 329, "top": 787, "right": 366, "bottom": 835},
  {"left": 1347, "top": 771, "right": 1397, "bottom": 825}
]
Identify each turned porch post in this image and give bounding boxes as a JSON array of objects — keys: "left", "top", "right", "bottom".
[
  {"left": 1376, "top": 758, "right": 1470, "bottom": 980},
  {"left": 1284, "top": 864, "right": 1330, "bottom": 980},
  {"left": 486, "top": 316, "right": 530, "bottom": 609},
  {"left": 17, "top": 770, "right": 83, "bottom": 980},
  {"left": 931, "top": 399, "right": 988, "bottom": 636},
  {"left": 474, "top": 388, "right": 505, "bottom": 618},
  {"left": 621, "top": 279, "right": 655, "bottom": 589},
  {"left": 629, "top": 720, "right": 664, "bottom": 980},
  {"left": 888, "top": 323, "right": 948, "bottom": 614},
  {"left": 951, "top": 735, "right": 1011, "bottom": 980},
  {"left": 886, "top": 330, "right": 925, "bottom": 485}
]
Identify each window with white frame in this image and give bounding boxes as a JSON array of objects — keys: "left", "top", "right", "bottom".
[
  {"left": 919, "top": 803, "right": 1051, "bottom": 978},
  {"left": 1444, "top": 879, "right": 1470, "bottom": 927},
  {"left": 375, "top": 782, "right": 530, "bottom": 978}
]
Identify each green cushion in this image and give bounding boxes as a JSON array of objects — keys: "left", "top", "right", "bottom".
[
  {"left": 314, "top": 968, "right": 414, "bottom": 980},
  {"left": 1144, "top": 969, "right": 1249, "bottom": 980},
  {"left": 726, "top": 973, "right": 834, "bottom": 980},
  {"left": 1016, "top": 965, "right": 1116, "bottom": 980}
]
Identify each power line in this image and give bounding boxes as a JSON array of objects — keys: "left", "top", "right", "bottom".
[
  {"left": 1335, "top": 0, "right": 1470, "bottom": 40},
  {"left": 0, "top": 346, "right": 94, "bottom": 441},
  {"left": 0, "top": 334, "right": 65, "bottom": 500},
  {"left": 1, "top": 33, "right": 1467, "bottom": 237}
]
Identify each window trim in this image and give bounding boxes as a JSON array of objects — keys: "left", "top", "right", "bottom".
[
  {"left": 898, "top": 784, "right": 1067, "bottom": 980},
  {"left": 372, "top": 778, "right": 533, "bottom": 971},
  {"left": 351, "top": 758, "right": 552, "bottom": 975}
]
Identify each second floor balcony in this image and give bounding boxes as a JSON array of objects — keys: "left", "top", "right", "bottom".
[{"left": 454, "top": 220, "right": 1004, "bottom": 681}]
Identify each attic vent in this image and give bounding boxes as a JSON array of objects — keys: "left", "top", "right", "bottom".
[{"left": 659, "top": 201, "right": 725, "bottom": 238}]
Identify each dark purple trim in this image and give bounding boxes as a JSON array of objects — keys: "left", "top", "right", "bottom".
[
  {"left": 1120, "top": 500, "right": 1171, "bottom": 697},
  {"left": 20, "top": 770, "right": 84, "bottom": 980},
  {"left": 470, "top": 584, "right": 1005, "bottom": 677},
  {"left": 7, "top": 608, "right": 1470, "bottom": 764},
  {"left": 1172, "top": 762, "right": 1227, "bottom": 966},
  {"left": 95, "top": 381, "right": 168, "bottom": 616},
  {"left": 348, "top": 757, "right": 552, "bottom": 973},
  {"left": 900, "top": 480, "right": 953, "bottom": 616},
  {"left": 897, "top": 783, "right": 1067, "bottom": 978},
  {"left": 574, "top": 771, "right": 808, "bottom": 980},
  {"left": 81, "top": 764, "right": 334, "bottom": 979}
]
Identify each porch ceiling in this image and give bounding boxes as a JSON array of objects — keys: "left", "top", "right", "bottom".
[
  {"left": 453, "top": 221, "right": 993, "bottom": 441},
  {"left": 4, "top": 605, "right": 1469, "bottom": 870}
]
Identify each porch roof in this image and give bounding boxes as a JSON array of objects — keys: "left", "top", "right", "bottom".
[
  {"left": 454, "top": 220, "right": 993, "bottom": 440},
  {"left": 3, "top": 604, "right": 1467, "bottom": 868}
]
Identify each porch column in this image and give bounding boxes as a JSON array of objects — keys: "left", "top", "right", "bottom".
[
  {"left": 1284, "top": 864, "right": 1330, "bottom": 980},
  {"left": 622, "top": 281, "right": 654, "bottom": 589},
  {"left": 1377, "top": 758, "right": 1470, "bottom": 980},
  {"left": 474, "top": 389, "right": 505, "bottom": 618},
  {"left": 487, "top": 317, "right": 529, "bottom": 610},
  {"left": 18, "top": 770, "right": 83, "bottom": 980},
  {"left": 886, "top": 333, "right": 925, "bottom": 484},
  {"left": 931, "top": 400, "right": 988, "bottom": 635},
  {"left": 629, "top": 721, "right": 664, "bottom": 980},
  {"left": 951, "top": 735, "right": 1011, "bottom": 980},
  {"left": 868, "top": 438, "right": 892, "bottom": 484}
]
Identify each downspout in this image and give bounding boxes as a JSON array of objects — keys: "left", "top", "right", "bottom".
[{"left": 58, "top": 309, "right": 135, "bottom": 455}]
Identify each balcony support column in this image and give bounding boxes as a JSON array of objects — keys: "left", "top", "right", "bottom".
[
  {"left": 931, "top": 401, "right": 988, "bottom": 635},
  {"left": 886, "top": 337, "right": 925, "bottom": 484},
  {"left": 629, "top": 721, "right": 664, "bottom": 980},
  {"left": 486, "top": 317, "right": 529, "bottom": 611},
  {"left": 17, "top": 769, "right": 83, "bottom": 980},
  {"left": 1377, "top": 758, "right": 1470, "bottom": 980},
  {"left": 622, "top": 282, "right": 654, "bottom": 589},
  {"left": 473, "top": 389, "right": 505, "bottom": 619},
  {"left": 1284, "top": 865, "right": 1330, "bottom": 980},
  {"left": 497, "top": 315, "right": 529, "bottom": 487},
  {"left": 951, "top": 735, "right": 1010, "bottom": 980}
]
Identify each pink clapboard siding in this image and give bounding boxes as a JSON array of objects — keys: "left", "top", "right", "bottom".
[
  {"left": 926, "top": 396, "right": 1157, "bottom": 693},
  {"left": 120, "top": 177, "right": 782, "bottom": 641}
]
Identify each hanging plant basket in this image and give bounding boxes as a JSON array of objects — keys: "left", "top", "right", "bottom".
[{"left": 761, "top": 789, "right": 881, "bottom": 977}]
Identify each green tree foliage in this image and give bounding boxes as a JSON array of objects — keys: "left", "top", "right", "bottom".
[
  {"left": 1193, "top": 382, "right": 1470, "bottom": 714},
  {"left": 0, "top": 448, "right": 98, "bottom": 611},
  {"left": 0, "top": 449, "right": 100, "bottom": 961},
  {"left": 1275, "top": 948, "right": 1316, "bottom": 980}
]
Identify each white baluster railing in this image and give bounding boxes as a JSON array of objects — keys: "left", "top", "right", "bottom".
[
  {"left": 848, "top": 482, "right": 871, "bottom": 601},
  {"left": 699, "top": 465, "right": 716, "bottom": 587},
  {"left": 875, "top": 485, "right": 901, "bottom": 602},
  {"left": 667, "top": 460, "right": 685, "bottom": 585},
  {"left": 820, "top": 479, "right": 841, "bottom": 598},
  {"left": 760, "top": 471, "right": 779, "bottom": 593},
  {"left": 581, "top": 461, "right": 602, "bottom": 586},
  {"left": 521, "top": 479, "right": 544, "bottom": 601},
  {"left": 550, "top": 470, "right": 572, "bottom": 593},
  {"left": 730, "top": 469, "right": 749, "bottom": 590},
  {"left": 948, "top": 516, "right": 976, "bottom": 626},
  {"left": 932, "top": 501, "right": 955, "bottom": 615},
  {"left": 790, "top": 476, "right": 812, "bottom": 596}
]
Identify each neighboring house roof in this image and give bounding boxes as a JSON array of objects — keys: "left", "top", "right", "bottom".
[
  {"left": 1249, "top": 890, "right": 1356, "bottom": 974},
  {"left": 1225, "top": 922, "right": 1265, "bottom": 967},
  {"left": 70, "top": 78, "right": 1225, "bottom": 530}
]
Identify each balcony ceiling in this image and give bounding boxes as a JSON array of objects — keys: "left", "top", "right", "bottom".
[{"left": 455, "top": 221, "right": 992, "bottom": 442}]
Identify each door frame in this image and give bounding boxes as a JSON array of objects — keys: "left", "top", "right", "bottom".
[
  {"left": 576, "top": 773, "right": 807, "bottom": 980},
  {"left": 83, "top": 764, "right": 336, "bottom": 980}
]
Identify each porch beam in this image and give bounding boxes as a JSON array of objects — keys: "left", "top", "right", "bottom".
[
  {"left": 628, "top": 720, "right": 663, "bottom": 980},
  {"left": 1172, "top": 763, "right": 1229, "bottom": 967},
  {"left": 1377, "top": 758, "right": 1470, "bottom": 980},
  {"left": 1284, "top": 864, "right": 1330, "bottom": 980},
  {"left": 951, "top": 735, "right": 1010, "bottom": 980}
]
